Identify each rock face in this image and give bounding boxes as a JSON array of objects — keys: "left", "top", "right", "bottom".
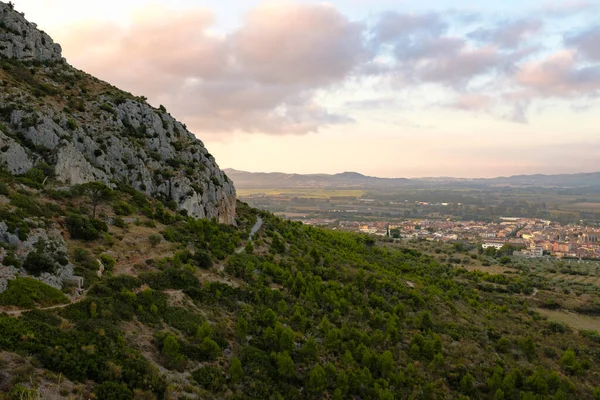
[
  {"left": 0, "top": 2, "right": 236, "bottom": 224},
  {"left": 0, "top": 2, "right": 62, "bottom": 62}
]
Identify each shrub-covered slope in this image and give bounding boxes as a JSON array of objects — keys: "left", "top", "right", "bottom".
[{"left": 1, "top": 176, "right": 600, "bottom": 399}]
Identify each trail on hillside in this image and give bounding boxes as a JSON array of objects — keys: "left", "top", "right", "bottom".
[
  {"left": 1, "top": 291, "right": 87, "bottom": 317},
  {"left": 235, "top": 217, "right": 263, "bottom": 254}
]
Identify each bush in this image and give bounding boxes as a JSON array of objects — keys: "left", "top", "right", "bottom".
[
  {"left": 100, "top": 254, "right": 117, "bottom": 272},
  {"left": 0, "top": 182, "right": 9, "bottom": 196},
  {"left": 94, "top": 381, "right": 133, "bottom": 400},
  {"left": 193, "top": 250, "right": 213, "bottom": 269},
  {"left": 2, "top": 253, "right": 21, "bottom": 268},
  {"left": 0, "top": 277, "right": 68, "bottom": 308},
  {"left": 192, "top": 365, "right": 225, "bottom": 391},
  {"left": 148, "top": 234, "right": 162, "bottom": 248},
  {"left": 113, "top": 201, "right": 135, "bottom": 216},
  {"left": 23, "top": 250, "right": 56, "bottom": 276},
  {"left": 113, "top": 216, "right": 127, "bottom": 228},
  {"left": 66, "top": 213, "right": 108, "bottom": 240}
]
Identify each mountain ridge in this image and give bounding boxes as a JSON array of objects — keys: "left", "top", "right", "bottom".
[
  {"left": 225, "top": 168, "right": 600, "bottom": 189},
  {"left": 0, "top": 1, "right": 236, "bottom": 223}
]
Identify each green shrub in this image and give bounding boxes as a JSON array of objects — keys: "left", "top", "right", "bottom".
[
  {"left": 23, "top": 250, "right": 55, "bottom": 276},
  {"left": 193, "top": 250, "right": 213, "bottom": 269},
  {"left": 66, "top": 213, "right": 108, "bottom": 240},
  {"left": 148, "top": 234, "right": 162, "bottom": 248},
  {"left": 2, "top": 253, "right": 21, "bottom": 268},
  {"left": 8, "top": 384, "right": 40, "bottom": 400},
  {"left": 0, "top": 182, "right": 9, "bottom": 196},
  {"left": 113, "top": 201, "right": 135, "bottom": 216},
  {"left": 100, "top": 254, "right": 117, "bottom": 272},
  {"left": 94, "top": 381, "right": 133, "bottom": 400},
  {"left": 0, "top": 277, "right": 68, "bottom": 308},
  {"left": 192, "top": 365, "right": 225, "bottom": 391}
]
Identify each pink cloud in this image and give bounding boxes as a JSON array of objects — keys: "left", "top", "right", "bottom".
[
  {"left": 516, "top": 50, "right": 600, "bottom": 97},
  {"left": 450, "top": 94, "right": 494, "bottom": 111}
]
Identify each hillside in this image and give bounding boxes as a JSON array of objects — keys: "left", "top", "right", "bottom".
[
  {"left": 2, "top": 3, "right": 600, "bottom": 400},
  {"left": 226, "top": 169, "right": 600, "bottom": 189},
  {"left": 0, "top": 2, "right": 235, "bottom": 223}
]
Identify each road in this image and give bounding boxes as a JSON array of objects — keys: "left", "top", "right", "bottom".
[{"left": 235, "top": 217, "right": 263, "bottom": 253}]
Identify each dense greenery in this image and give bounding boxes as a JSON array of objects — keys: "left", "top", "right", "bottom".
[
  {"left": 0, "top": 278, "right": 68, "bottom": 308},
  {"left": 3, "top": 204, "right": 600, "bottom": 398},
  {"left": 2, "top": 166, "right": 600, "bottom": 398}
]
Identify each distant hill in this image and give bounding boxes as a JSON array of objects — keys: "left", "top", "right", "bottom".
[
  {"left": 225, "top": 169, "right": 600, "bottom": 189},
  {"left": 224, "top": 169, "right": 411, "bottom": 189}
]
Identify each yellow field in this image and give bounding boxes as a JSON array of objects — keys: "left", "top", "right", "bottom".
[
  {"left": 236, "top": 188, "right": 367, "bottom": 199},
  {"left": 561, "top": 202, "right": 600, "bottom": 212},
  {"left": 535, "top": 308, "right": 600, "bottom": 332}
]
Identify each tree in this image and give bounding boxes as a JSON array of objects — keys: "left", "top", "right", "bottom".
[
  {"left": 229, "top": 357, "right": 244, "bottom": 384},
  {"left": 196, "top": 321, "right": 213, "bottom": 340},
  {"left": 279, "top": 326, "right": 295, "bottom": 353},
  {"left": 307, "top": 365, "right": 327, "bottom": 395},
  {"left": 276, "top": 352, "right": 296, "bottom": 379},
  {"left": 162, "top": 334, "right": 185, "bottom": 370},
  {"left": 300, "top": 337, "right": 318, "bottom": 362},
  {"left": 560, "top": 348, "right": 582, "bottom": 375},
  {"left": 379, "top": 350, "right": 394, "bottom": 377},
  {"left": 200, "top": 337, "right": 221, "bottom": 360},
  {"left": 460, "top": 373, "right": 475, "bottom": 395},
  {"left": 235, "top": 317, "right": 248, "bottom": 341},
  {"left": 81, "top": 182, "right": 113, "bottom": 218}
]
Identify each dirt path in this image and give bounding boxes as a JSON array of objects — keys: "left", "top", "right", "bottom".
[{"left": 1, "top": 291, "right": 87, "bottom": 317}]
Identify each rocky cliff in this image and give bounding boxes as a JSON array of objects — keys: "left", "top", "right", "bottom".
[{"left": 0, "top": 1, "right": 236, "bottom": 223}]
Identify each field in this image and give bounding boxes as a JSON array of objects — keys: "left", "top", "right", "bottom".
[
  {"left": 561, "top": 202, "right": 600, "bottom": 212},
  {"left": 535, "top": 308, "right": 600, "bottom": 332}
]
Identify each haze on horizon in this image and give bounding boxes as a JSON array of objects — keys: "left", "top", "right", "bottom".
[{"left": 16, "top": 0, "right": 600, "bottom": 178}]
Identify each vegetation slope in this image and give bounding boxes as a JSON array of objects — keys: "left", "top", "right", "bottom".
[{"left": 1, "top": 169, "right": 600, "bottom": 400}]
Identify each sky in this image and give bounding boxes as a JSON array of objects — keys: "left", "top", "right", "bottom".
[{"left": 14, "top": 0, "right": 600, "bottom": 178}]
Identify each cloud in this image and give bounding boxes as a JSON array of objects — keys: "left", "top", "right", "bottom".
[
  {"left": 469, "top": 19, "right": 543, "bottom": 48},
  {"left": 58, "top": 3, "right": 364, "bottom": 136},
  {"left": 449, "top": 94, "right": 494, "bottom": 111},
  {"left": 515, "top": 50, "right": 600, "bottom": 97},
  {"left": 52, "top": 2, "right": 600, "bottom": 134},
  {"left": 232, "top": 4, "right": 367, "bottom": 86},
  {"left": 541, "top": 0, "right": 596, "bottom": 16},
  {"left": 566, "top": 26, "right": 600, "bottom": 61},
  {"left": 373, "top": 11, "right": 447, "bottom": 44}
]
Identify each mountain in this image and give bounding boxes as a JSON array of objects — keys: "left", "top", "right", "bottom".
[
  {"left": 225, "top": 168, "right": 410, "bottom": 189},
  {"left": 0, "top": 2, "right": 235, "bottom": 223},
  {"left": 226, "top": 168, "right": 600, "bottom": 189},
  {"left": 3, "top": 4, "right": 600, "bottom": 400}
]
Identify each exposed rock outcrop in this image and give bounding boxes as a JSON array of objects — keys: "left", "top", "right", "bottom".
[
  {"left": 0, "top": 1, "right": 236, "bottom": 224},
  {"left": 0, "top": 2, "right": 62, "bottom": 61}
]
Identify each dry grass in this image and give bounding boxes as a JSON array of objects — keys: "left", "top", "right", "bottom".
[
  {"left": 65, "top": 221, "right": 179, "bottom": 277},
  {"left": 535, "top": 308, "right": 600, "bottom": 332},
  {"left": 463, "top": 265, "right": 519, "bottom": 274}
]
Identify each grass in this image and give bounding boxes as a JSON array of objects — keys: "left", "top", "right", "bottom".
[
  {"left": 535, "top": 308, "right": 600, "bottom": 332},
  {"left": 463, "top": 264, "right": 519, "bottom": 274},
  {"left": 561, "top": 202, "right": 600, "bottom": 212}
]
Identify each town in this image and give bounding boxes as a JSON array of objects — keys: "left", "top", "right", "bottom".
[{"left": 293, "top": 216, "right": 600, "bottom": 260}]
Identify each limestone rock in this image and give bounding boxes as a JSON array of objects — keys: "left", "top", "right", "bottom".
[
  {"left": 0, "top": 129, "right": 33, "bottom": 174},
  {"left": 0, "top": 2, "right": 62, "bottom": 62},
  {"left": 0, "top": 1, "right": 236, "bottom": 223}
]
